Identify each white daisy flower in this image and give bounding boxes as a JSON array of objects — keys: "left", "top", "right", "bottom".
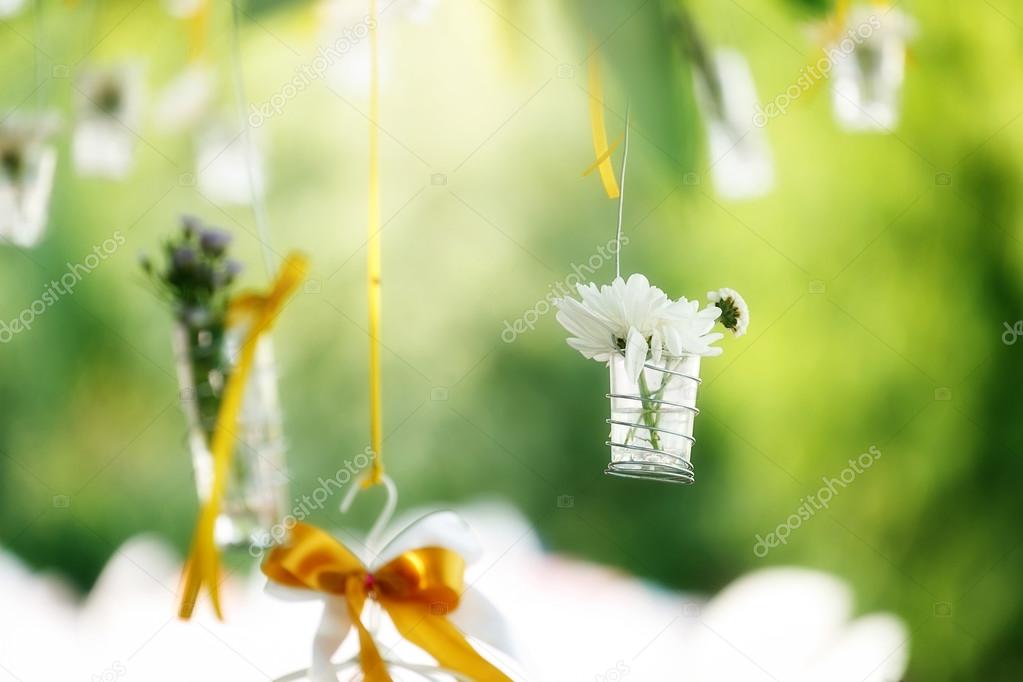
[
  {"left": 662, "top": 297, "right": 725, "bottom": 356},
  {"left": 555, "top": 274, "right": 731, "bottom": 382},
  {"left": 555, "top": 274, "right": 672, "bottom": 382},
  {"left": 707, "top": 287, "right": 749, "bottom": 337},
  {"left": 0, "top": 111, "right": 60, "bottom": 248}
]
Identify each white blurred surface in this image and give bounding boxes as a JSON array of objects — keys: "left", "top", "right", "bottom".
[{"left": 0, "top": 502, "right": 908, "bottom": 681}]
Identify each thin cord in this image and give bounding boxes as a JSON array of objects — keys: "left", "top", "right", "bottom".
[
  {"left": 614, "top": 104, "right": 631, "bottom": 279},
  {"left": 365, "top": 0, "right": 384, "bottom": 483},
  {"left": 229, "top": 0, "right": 276, "bottom": 280},
  {"left": 339, "top": 473, "right": 397, "bottom": 559},
  {"left": 34, "top": 0, "right": 45, "bottom": 111}
]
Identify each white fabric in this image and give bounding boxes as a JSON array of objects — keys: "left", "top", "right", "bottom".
[{"left": 0, "top": 502, "right": 910, "bottom": 681}]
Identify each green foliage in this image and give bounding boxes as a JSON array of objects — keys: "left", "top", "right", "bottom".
[{"left": 1, "top": 1, "right": 1022, "bottom": 679}]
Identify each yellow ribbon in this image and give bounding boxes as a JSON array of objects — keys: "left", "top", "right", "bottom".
[
  {"left": 178, "top": 253, "right": 309, "bottom": 620},
  {"left": 586, "top": 52, "right": 620, "bottom": 199},
  {"left": 263, "top": 522, "right": 512, "bottom": 682},
  {"left": 188, "top": 0, "right": 210, "bottom": 62},
  {"left": 365, "top": 0, "right": 385, "bottom": 488},
  {"left": 582, "top": 133, "right": 624, "bottom": 179}
]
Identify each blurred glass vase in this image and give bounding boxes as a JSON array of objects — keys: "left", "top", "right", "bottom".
[
  {"left": 72, "top": 64, "right": 143, "bottom": 179},
  {"left": 830, "top": 6, "right": 915, "bottom": 132},
  {"left": 694, "top": 48, "right": 774, "bottom": 200},
  {"left": 173, "top": 318, "right": 288, "bottom": 550},
  {"left": 607, "top": 352, "right": 701, "bottom": 484},
  {"left": 0, "top": 112, "right": 59, "bottom": 248}
]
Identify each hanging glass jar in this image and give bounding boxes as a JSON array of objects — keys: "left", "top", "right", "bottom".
[
  {"left": 830, "top": 6, "right": 915, "bottom": 132},
  {"left": 694, "top": 48, "right": 775, "bottom": 200},
  {"left": 173, "top": 315, "right": 288, "bottom": 550},
  {"left": 72, "top": 63, "right": 142, "bottom": 179},
  {"left": 0, "top": 112, "right": 59, "bottom": 248},
  {"left": 606, "top": 351, "right": 701, "bottom": 484}
]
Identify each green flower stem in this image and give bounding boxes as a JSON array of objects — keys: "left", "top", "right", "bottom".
[
  {"left": 638, "top": 369, "right": 662, "bottom": 451},
  {"left": 624, "top": 357, "right": 681, "bottom": 452},
  {"left": 184, "top": 320, "right": 229, "bottom": 446}
]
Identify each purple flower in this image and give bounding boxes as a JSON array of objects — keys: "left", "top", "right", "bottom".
[
  {"left": 181, "top": 214, "right": 201, "bottom": 239},
  {"left": 171, "top": 246, "right": 197, "bottom": 270},
  {"left": 199, "top": 228, "right": 232, "bottom": 257}
]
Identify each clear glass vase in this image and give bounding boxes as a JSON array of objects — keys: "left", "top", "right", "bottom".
[
  {"left": 606, "top": 352, "right": 701, "bottom": 484},
  {"left": 173, "top": 320, "right": 288, "bottom": 550},
  {"left": 831, "top": 11, "right": 910, "bottom": 132}
]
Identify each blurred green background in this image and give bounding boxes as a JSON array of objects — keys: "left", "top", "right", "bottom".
[{"left": 2, "top": 0, "right": 1022, "bottom": 679}]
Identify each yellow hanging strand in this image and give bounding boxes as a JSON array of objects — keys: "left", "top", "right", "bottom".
[
  {"left": 586, "top": 52, "right": 620, "bottom": 199},
  {"left": 364, "top": 0, "right": 384, "bottom": 487},
  {"left": 188, "top": 0, "right": 210, "bottom": 62},
  {"left": 582, "top": 133, "right": 624, "bottom": 178}
]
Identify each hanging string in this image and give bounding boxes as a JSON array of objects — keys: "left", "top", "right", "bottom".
[
  {"left": 614, "top": 104, "right": 630, "bottom": 280},
  {"left": 365, "top": 0, "right": 384, "bottom": 487},
  {"left": 229, "top": 0, "right": 277, "bottom": 280},
  {"left": 583, "top": 51, "right": 630, "bottom": 278},
  {"left": 34, "top": 0, "right": 47, "bottom": 111}
]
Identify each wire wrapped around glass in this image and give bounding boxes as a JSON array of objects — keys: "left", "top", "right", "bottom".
[
  {"left": 606, "top": 352, "right": 701, "bottom": 484},
  {"left": 173, "top": 318, "right": 288, "bottom": 550}
]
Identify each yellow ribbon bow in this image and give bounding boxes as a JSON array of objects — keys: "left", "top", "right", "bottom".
[
  {"left": 262, "top": 522, "right": 513, "bottom": 682},
  {"left": 178, "top": 253, "right": 309, "bottom": 620}
]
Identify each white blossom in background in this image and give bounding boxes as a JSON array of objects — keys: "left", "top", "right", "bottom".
[
  {"left": 0, "top": 0, "right": 26, "bottom": 17},
  {"left": 72, "top": 64, "right": 144, "bottom": 179},
  {"left": 319, "top": 4, "right": 386, "bottom": 92},
  {"left": 395, "top": 0, "right": 439, "bottom": 24},
  {"left": 161, "top": 0, "right": 204, "bottom": 19},
  {"left": 831, "top": 5, "right": 916, "bottom": 132},
  {"left": 319, "top": 0, "right": 440, "bottom": 92},
  {"left": 0, "top": 112, "right": 60, "bottom": 248},
  {"left": 694, "top": 48, "right": 775, "bottom": 201},
  {"left": 0, "top": 502, "right": 909, "bottom": 681},
  {"left": 196, "top": 122, "right": 266, "bottom": 206},
  {"left": 154, "top": 64, "right": 218, "bottom": 134}
]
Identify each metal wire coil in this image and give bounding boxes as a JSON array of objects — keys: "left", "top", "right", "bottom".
[{"left": 605, "top": 360, "right": 700, "bottom": 485}]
